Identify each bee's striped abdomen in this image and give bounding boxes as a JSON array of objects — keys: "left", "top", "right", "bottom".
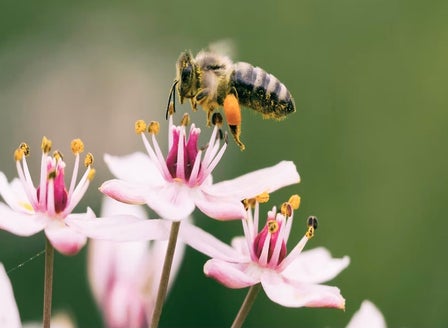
[{"left": 231, "top": 62, "right": 295, "bottom": 119}]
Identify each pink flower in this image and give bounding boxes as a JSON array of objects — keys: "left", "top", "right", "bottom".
[
  {"left": 346, "top": 300, "right": 386, "bottom": 328},
  {"left": 100, "top": 114, "right": 300, "bottom": 221},
  {"left": 186, "top": 195, "right": 350, "bottom": 309},
  {"left": 0, "top": 137, "right": 167, "bottom": 255},
  {"left": 0, "top": 263, "right": 75, "bottom": 328},
  {"left": 88, "top": 197, "right": 184, "bottom": 328},
  {"left": 0, "top": 263, "right": 20, "bottom": 328}
]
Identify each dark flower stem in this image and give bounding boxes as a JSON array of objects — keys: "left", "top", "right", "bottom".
[
  {"left": 231, "top": 283, "right": 262, "bottom": 328},
  {"left": 150, "top": 220, "right": 181, "bottom": 328},
  {"left": 43, "top": 237, "right": 54, "bottom": 328}
]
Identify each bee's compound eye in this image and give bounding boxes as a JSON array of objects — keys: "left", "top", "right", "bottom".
[{"left": 181, "top": 66, "right": 192, "bottom": 82}]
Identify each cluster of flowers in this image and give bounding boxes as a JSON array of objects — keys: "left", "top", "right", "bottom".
[{"left": 0, "top": 112, "right": 386, "bottom": 327}]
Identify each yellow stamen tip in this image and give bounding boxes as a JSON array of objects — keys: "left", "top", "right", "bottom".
[
  {"left": 306, "top": 216, "right": 318, "bottom": 239},
  {"left": 88, "top": 168, "right": 96, "bottom": 181},
  {"left": 19, "top": 143, "right": 30, "bottom": 156},
  {"left": 180, "top": 113, "right": 190, "bottom": 127},
  {"left": 84, "top": 152, "right": 94, "bottom": 167},
  {"left": 242, "top": 198, "right": 255, "bottom": 210},
  {"left": 255, "top": 192, "right": 270, "bottom": 204},
  {"left": 168, "top": 102, "right": 175, "bottom": 116},
  {"left": 135, "top": 120, "right": 147, "bottom": 134},
  {"left": 242, "top": 192, "right": 269, "bottom": 210},
  {"left": 41, "top": 136, "right": 52, "bottom": 154},
  {"left": 280, "top": 202, "right": 293, "bottom": 217},
  {"left": 53, "top": 150, "right": 63, "bottom": 161},
  {"left": 288, "top": 195, "right": 301, "bottom": 210},
  {"left": 306, "top": 227, "right": 315, "bottom": 239},
  {"left": 14, "top": 148, "right": 24, "bottom": 161},
  {"left": 148, "top": 121, "right": 160, "bottom": 134},
  {"left": 71, "top": 138, "right": 84, "bottom": 154},
  {"left": 267, "top": 219, "right": 279, "bottom": 233}
]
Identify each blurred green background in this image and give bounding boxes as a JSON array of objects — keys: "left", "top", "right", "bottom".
[{"left": 0, "top": 0, "right": 447, "bottom": 327}]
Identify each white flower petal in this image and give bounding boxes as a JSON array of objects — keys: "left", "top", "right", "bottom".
[
  {"left": 346, "top": 300, "right": 387, "bottom": 328},
  {"left": 230, "top": 236, "right": 251, "bottom": 258},
  {"left": 145, "top": 184, "right": 196, "bottom": 221},
  {"left": 88, "top": 197, "right": 155, "bottom": 321},
  {"left": 66, "top": 213, "right": 170, "bottom": 242},
  {"left": 88, "top": 197, "right": 186, "bottom": 327},
  {"left": 204, "top": 259, "right": 260, "bottom": 289},
  {"left": 45, "top": 220, "right": 87, "bottom": 256},
  {"left": 281, "top": 247, "right": 350, "bottom": 284},
  {"left": 195, "top": 188, "right": 246, "bottom": 220},
  {"left": 0, "top": 173, "right": 31, "bottom": 213},
  {"left": 103, "top": 283, "right": 147, "bottom": 328},
  {"left": 88, "top": 239, "right": 149, "bottom": 308},
  {"left": 0, "top": 263, "right": 21, "bottom": 328},
  {"left": 179, "top": 223, "right": 247, "bottom": 262},
  {"left": 208, "top": 161, "right": 300, "bottom": 200},
  {"left": 100, "top": 197, "right": 147, "bottom": 218},
  {"left": 104, "top": 152, "right": 164, "bottom": 185},
  {"left": 261, "top": 270, "right": 346, "bottom": 309},
  {"left": 99, "top": 179, "right": 150, "bottom": 205},
  {"left": 0, "top": 203, "right": 47, "bottom": 237}
]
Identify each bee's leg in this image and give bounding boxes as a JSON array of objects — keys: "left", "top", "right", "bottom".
[
  {"left": 206, "top": 108, "right": 214, "bottom": 127},
  {"left": 229, "top": 125, "right": 245, "bottom": 150},
  {"left": 223, "top": 93, "right": 245, "bottom": 151},
  {"left": 195, "top": 88, "right": 214, "bottom": 125},
  {"left": 189, "top": 98, "right": 197, "bottom": 111},
  {"left": 195, "top": 88, "right": 209, "bottom": 103}
]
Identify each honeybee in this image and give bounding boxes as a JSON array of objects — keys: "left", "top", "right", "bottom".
[{"left": 167, "top": 48, "right": 296, "bottom": 150}]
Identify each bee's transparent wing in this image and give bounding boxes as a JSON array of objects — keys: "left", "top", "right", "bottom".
[{"left": 207, "top": 39, "right": 237, "bottom": 58}]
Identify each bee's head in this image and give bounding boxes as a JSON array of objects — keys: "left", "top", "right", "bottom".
[{"left": 176, "top": 51, "right": 197, "bottom": 103}]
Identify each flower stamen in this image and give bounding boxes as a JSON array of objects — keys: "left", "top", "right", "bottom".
[
  {"left": 279, "top": 216, "right": 318, "bottom": 271},
  {"left": 135, "top": 120, "right": 147, "bottom": 134},
  {"left": 88, "top": 168, "right": 96, "bottom": 181},
  {"left": 149, "top": 121, "right": 160, "bottom": 135},
  {"left": 288, "top": 194, "right": 301, "bottom": 210},
  {"left": 20, "top": 142, "right": 30, "bottom": 156},
  {"left": 243, "top": 192, "right": 270, "bottom": 210},
  {"left": 39, "top": 137, "right": 51, "bottom": 209},
  {"left": 306, "top": 216, "right": 318, "bottom": 239},
  {"left": 41, "top": 136, "right": 52, "bottom": 154},
  {"left": 180, "top": 113, "right": 190, "bottom": 126},
  {"left": 53, "top": 150, "right": 63, "bottom": 161},
  {"left": 267, "top": 219, "right": 279, "bottom": 233},
  {"left": 256, "top": 192, "right": 270, "bottom": 204},
  {"left": 84, "top": 153, "right": 94, "bottom": 167},
  {"left": 167, "top": 101, "right": 175, "bottom": 117},
  {"left": 14, "top": 148, "right": 24, "bottom": 161},
  {"left": 14, "top": 143, "right": 37, "bottom": 206},
  {"left": 71, "top": 139, "right": 84, "bottom": 154}
]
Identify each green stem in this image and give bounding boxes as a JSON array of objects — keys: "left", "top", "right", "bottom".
[
  {"left": 43, "top": 238, "right": 54, "bottom": 328},
  {"left": 150, "top": 220, "right": 181, "bottom": 328},
  {"left": 231, "top": 283, "right": 262, "bottom": 328}
]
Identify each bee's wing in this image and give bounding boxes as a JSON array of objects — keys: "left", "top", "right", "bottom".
[{"left": 207, "top": 39, "right": 237, "bottom": 58}]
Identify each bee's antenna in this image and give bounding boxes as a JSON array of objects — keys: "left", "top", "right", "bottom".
[{"left": 166, "top": 80, "right": 179, "bottom": 120}]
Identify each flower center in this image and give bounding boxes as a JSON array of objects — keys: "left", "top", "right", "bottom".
[
  {"left": 165, "top": 122, "right": 199, "bottom": 182},
  {"left": 36, "top": 158, "right": 68, "bottom": 214},
  {"left": 14, "top": 137, "right": 95, "bottom": 218},
  {"left": 253, "top": 218, "right": 286, "bottom": 266},
  {"left": 267, "top": 219, "right": 279, "bottom": 233}
]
